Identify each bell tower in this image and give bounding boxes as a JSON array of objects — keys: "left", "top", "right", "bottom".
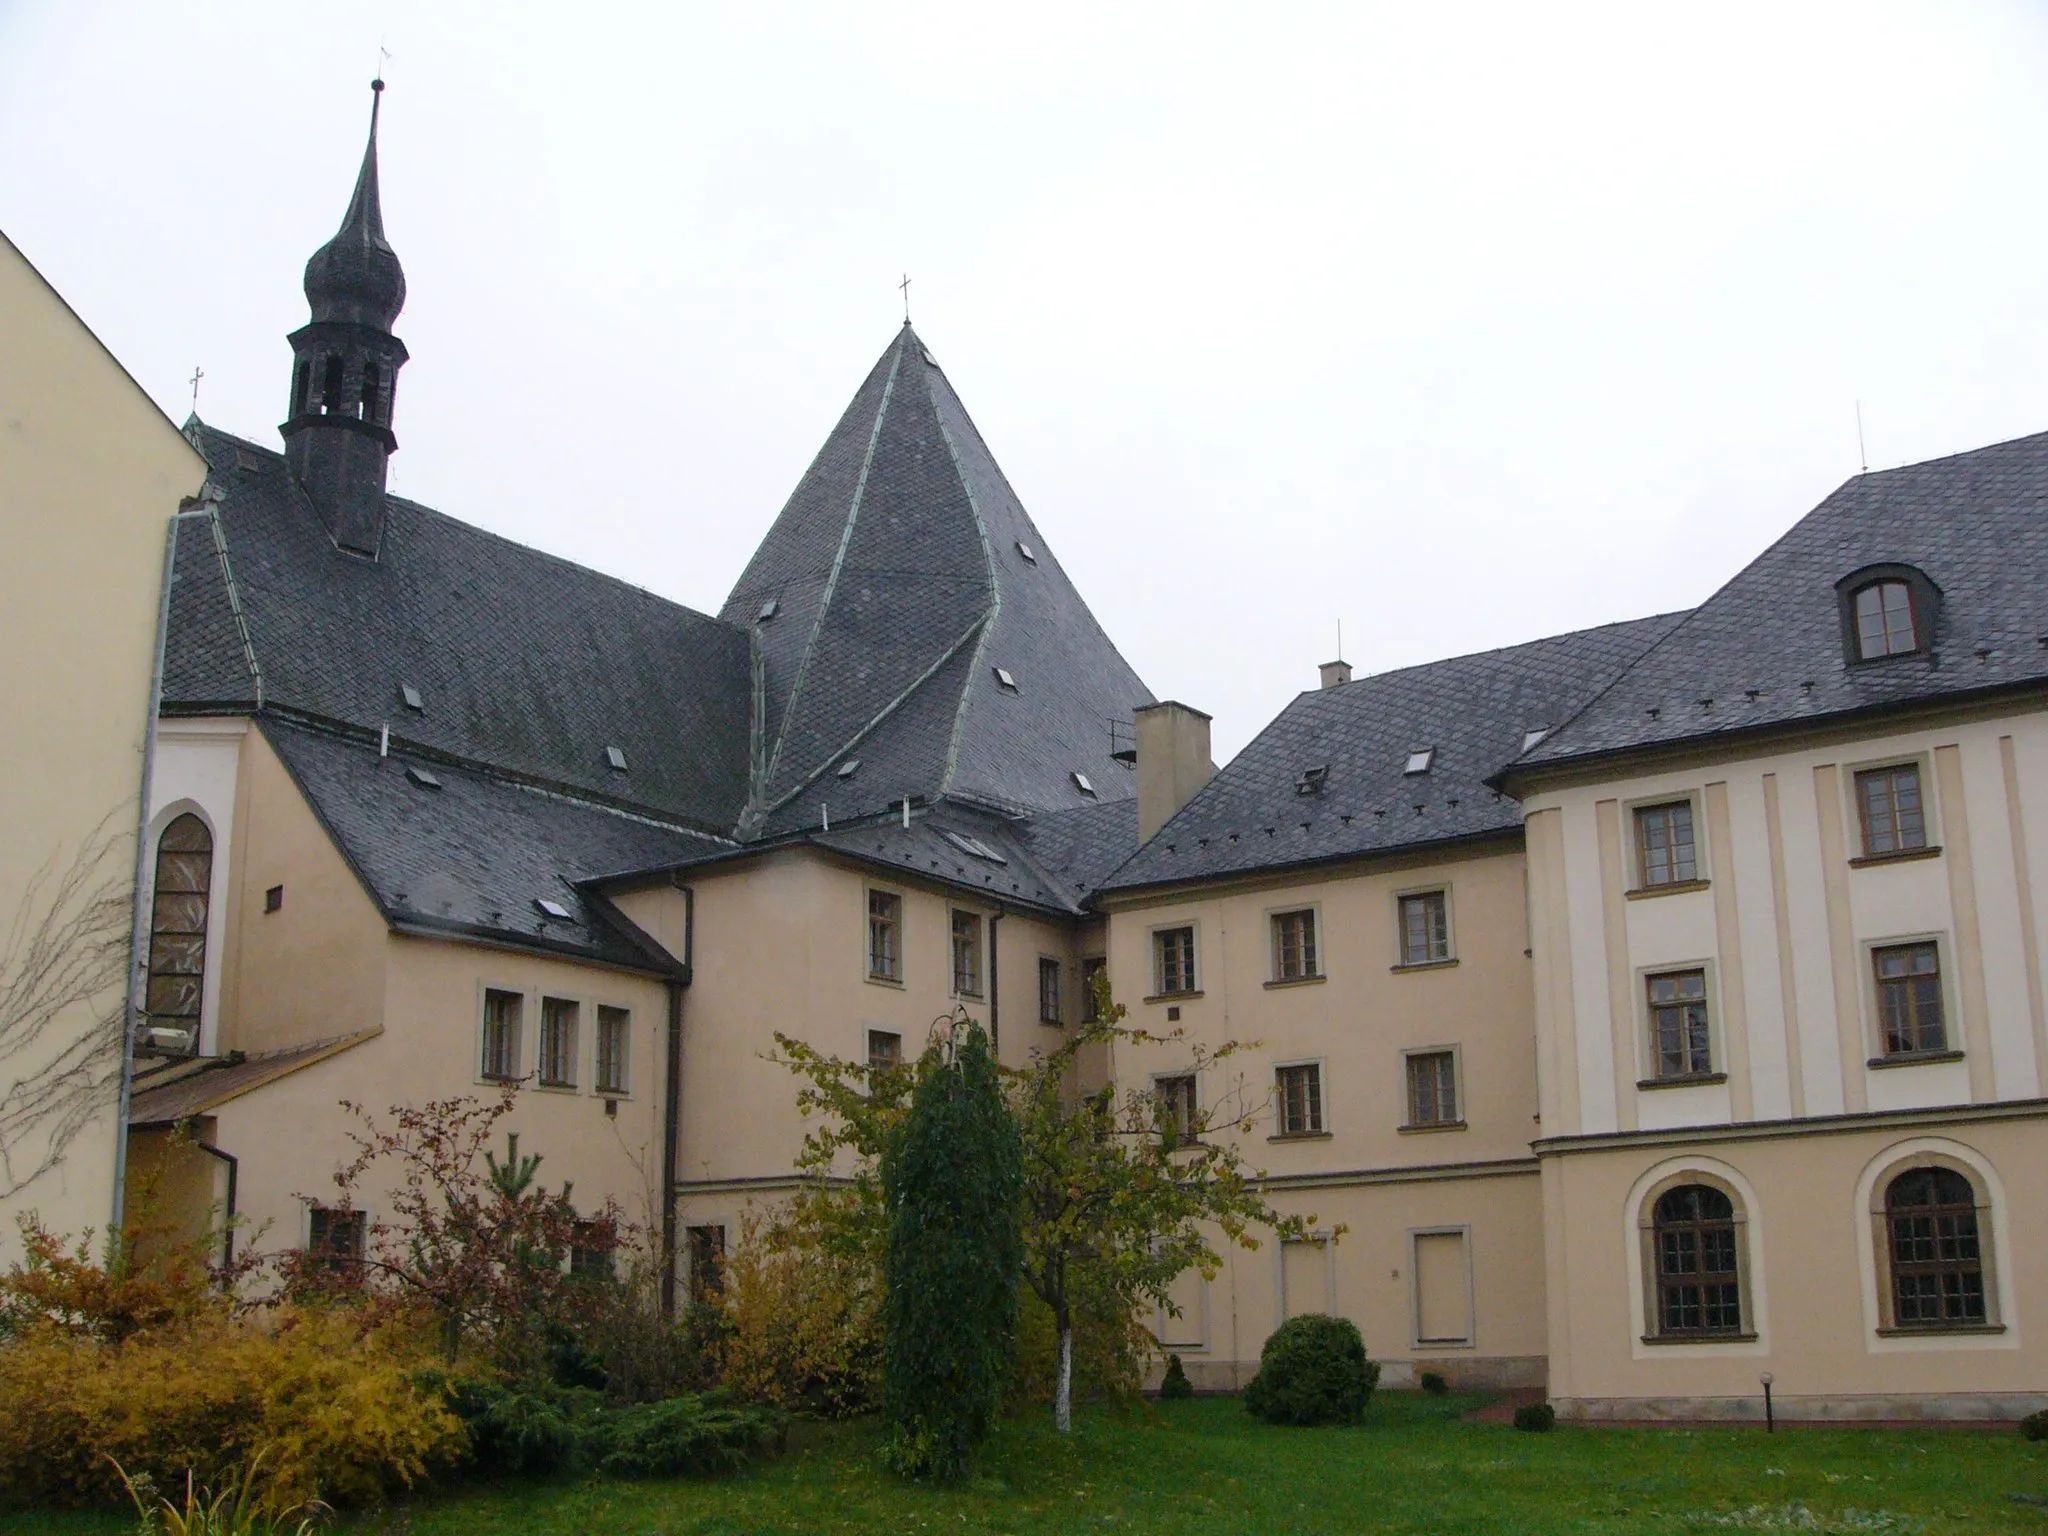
[{"left": 282, "top": 79, "right": 408, "bottom": 557}]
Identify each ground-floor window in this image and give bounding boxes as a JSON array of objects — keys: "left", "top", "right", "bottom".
[
  {"left": 687, "top": 1223, "right": 726, "bottom": 1305},
  {"left": 1648, "top": 1183, "right": 1745, "bottom": 1339},
  {"left": 1883, "top": 1165, "right": 1988, "bottom": 1329}
]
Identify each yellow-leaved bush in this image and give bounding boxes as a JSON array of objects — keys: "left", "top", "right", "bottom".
[
  {"left": 716, "top": 1205, "right": 880, "bottom": 1417},
  {"left": 0, "top": 1305, "right": 465, "bottom": 1509}
]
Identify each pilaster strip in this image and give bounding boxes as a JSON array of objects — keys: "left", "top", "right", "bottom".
[
  {"left": 1761, "top": 773, "right": 1807, "bottom": 1116},
  {"left": 1998, "top": 735, "right": 2048, "bottom": 1097},
  {"left": 1704, "top": 781, "right": 1755, "bottom": 1121},
  {"left": 1811, "top": 763, "right": 1868, "bottom": 1113},
  {"left": 1933, "top": 744, "right": 1997, "bottom": 1102},
  {"left": 1595, "top": 800, "right": 1638, "bottom": 1131}
]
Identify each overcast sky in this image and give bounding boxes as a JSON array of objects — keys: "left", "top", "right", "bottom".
[{"left": 6, "top": 3, "right": 2047, "bottom": 761}]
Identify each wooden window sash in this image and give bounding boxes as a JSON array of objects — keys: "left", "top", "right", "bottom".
[
  {"left": 596, "top": 1005, "right": 630, "bottom": 1094},
  {"left": 1653, "top": 1187, "right": 1743, "bottom": 1336},
  {"left": 1407, "top": 1052, "right": 1457, "bottom": 1125},
  {"left": 1856, "top": 765, "right": 1927, "bottom": 857},
  {"left": 868, "top": 892, "right": 902, "bottom": 981},
  {"left": 1875, "top": 943, "right": 1945, "bottom": 1054},
  {"left": 1635, "top": 802, "right": 1697, "bottom": 888},
  {"left": 1647, "top": 970, "right": 1711, "bottom": 1077}
]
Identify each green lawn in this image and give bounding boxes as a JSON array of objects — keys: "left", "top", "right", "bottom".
[{"left": 7, "top": 1392, "right": 2045, "bottom": 1535}]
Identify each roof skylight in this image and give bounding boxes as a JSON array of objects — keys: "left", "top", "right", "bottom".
[
  {"left": 943, "top": 830, "right": 1009, "bottom": 865},
  {"left": 836, "top": 759, "right": 861, "bottom": 778},
  {"left": 406, "top": 765, "right": 442, "bottom": 789},
  {"left": 401, "top": 683, "right": 424, "bottom": 711},
  {"left": 605, "top": 746, "right": 628, "bottom": 772},
  {"left": 1072, "top": 771, "right": 1097, "bottom": 797},
  {"left": 535, "top": 897, "right": 572, "bottom": 920},
  {"left": 1403, "top": 748, "right": 1435, "bottom": 775},
  {"left": 1016, "top": 540, "right": 1038, "bottom": 565},
  {"left": 758, "top": 598, "right": 779, "bottom": 621},
  {"left": 1295, "top": 764, "right": 1329, "bottom": 796},
  {"left": 993, "top": 667, "right": 1019, "bottom": 692},
  {"left": 1520, "top": 727, "right": 1549, "bottom": 753}
]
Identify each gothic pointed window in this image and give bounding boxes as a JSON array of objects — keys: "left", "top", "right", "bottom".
[{"left": 146, "top": 814, "right": 213, "bottom": 1046}]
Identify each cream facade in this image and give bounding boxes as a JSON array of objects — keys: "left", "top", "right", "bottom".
[{"left": 0, "top": 230, "right": 207, "bottom": 1262}]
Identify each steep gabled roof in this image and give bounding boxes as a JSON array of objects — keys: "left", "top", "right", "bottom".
[
  {"left": 722, "top": 325, "right": 1152, "bottom": 833},
  {"left": 1512, "top": 431, "right": 2048, "bottom": 779},
  {"left": 1100, "top": 614, "right": 1685, "bottom": 893},
  {"left": 163, "top": 425, "right": 753, "bottom": 833}
]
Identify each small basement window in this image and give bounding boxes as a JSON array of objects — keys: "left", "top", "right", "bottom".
[
  {"left": 1016, "top": 540, "right": 1038, "bottom": 564},
  {"left": 401, "top": 683, "right": 425, "bottom": 711},
  {"left": 405, "top": 765, "right": 442, "bottom": 789},
  {"left": 605, "top": 746, "right": 628, "bottom": 772},
  {"left": 1404, "top": 748, "right": 1434, "bottom": 775},
  {"left": 1073, "top": 771, "right": 1097, "bottom": 797},
  {"left": 535, "top": 897, "right": 573, "bottom": 921},
  {"left": 993, "top": 667, "right": 1019, "bottom": 692}
]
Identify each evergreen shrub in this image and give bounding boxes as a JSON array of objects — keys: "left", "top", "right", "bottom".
[
  {"left": 1242, "top": 1314, "right": 1379, "bottom": 1426},
  {"left": 2021, "top": 1408, "right": 2048, "bottom": 1442},
  {"left": 1513, "top": 1401, "right": 1557, "bottom": 1432},
  {"left": 594, "top": 1393, "right": 787, "bottom": 1478},
  {"left": 1419, "top": 1371, "right": 1449, "bottom": 1396},
  {"left": 1158, "top": 1354, "right": 1195, "bottom": 1400}
]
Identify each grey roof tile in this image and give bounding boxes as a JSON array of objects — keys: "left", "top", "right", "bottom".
[
  {"left": 1518, "top": 431, "right": 2048, "bottom": 773},
  {"left": 1101, "top": 614, "right": 1684, "bottom": 892}
]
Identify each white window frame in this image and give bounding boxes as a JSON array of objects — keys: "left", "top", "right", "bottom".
[
  {"left": 478, "top": 982, "right": 527, "bottom": 1085},
  {"left": 1408, "top": 1225, "right": 1476, "bottom": 1350}
]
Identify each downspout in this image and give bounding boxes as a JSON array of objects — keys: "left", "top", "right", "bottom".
[
  {"left": 113, "top": 511, "right": 188, "bottom": 1231},
  {"left": 661, "top": 880, "right": 695, "bottom": 1318},
  {"left": 988, "top": 906, "right": 1004, "bottom": 1057},
  {"left": 192, "top": 1134, "right": 238, "bottom": 1280}
]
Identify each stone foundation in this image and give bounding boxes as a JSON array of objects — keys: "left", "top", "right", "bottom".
[
  {"left": 1555, "top": 1392, "right": 2048, "bottom": 1423},
  {"left": 1154, "top": 1355, "right": 1546, "bottom": 1395}
]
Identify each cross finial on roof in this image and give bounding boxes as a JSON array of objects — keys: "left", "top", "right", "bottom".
[
  {"left": 188, "top": 365, "right": 203, "bottom": 412},
  {"left": 899, "top": 273, "right": 912, "bottom": 326}
]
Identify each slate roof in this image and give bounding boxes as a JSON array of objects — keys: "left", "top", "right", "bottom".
[
  {"left": 1512, "top": 431, "right": 2048, "bottom": 778},
  {"left": 1015, "top": 797, "right": 1142, "bottom": 910},
  {"left": 165, "top": 425, "right": 753, "bottom": 834},
  {"left": 1099, "top": 614, "right": 1685, "bottom": 893},
  {"left": 722, "top": 325, "right": 1152, "bottom": 832},
  {"left": 263, "top": 717, "right": 723, "bottom": 970}
]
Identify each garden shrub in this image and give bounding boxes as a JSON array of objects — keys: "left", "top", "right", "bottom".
[
  {"left": 442, "top": 1378, "right": 600, "bottom": 1477},
  {"left": 1242, "top": 1314, "right": 1379, "bottom": 1426},
  {"left": 1419, "top": 1371, "right": 1449, "bottom": 1396},
  {"left": 0, "top": 1306, "right": 463, "bottom": 1509},
  {"left": 720, "top": 1205, "right": 880, "bottom": 1416},
  {"left": 2021, "top": 1408, "right": 2048, "bottom": 1442},
  {"left": 594, "top": 1392, "right": 787, "bottom": 1479},
  {"left": 1158, "top": 1354, "right": 1194, "bottom": 1400},
  {"left": 1513, "top": 1401, "right": 1557, "bottom": 1432}
]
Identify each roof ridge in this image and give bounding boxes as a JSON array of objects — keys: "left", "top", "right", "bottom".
[
  {"left": 926, "top": 353, "right": 1002, "bottom": 798},
  {"left": 1327, "top": 610, "right": 1691, "bottom": 699}
]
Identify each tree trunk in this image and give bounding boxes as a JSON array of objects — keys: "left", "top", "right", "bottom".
[{"left": 1055, "top": 1323, "right": 1073, "bottom": 1433}]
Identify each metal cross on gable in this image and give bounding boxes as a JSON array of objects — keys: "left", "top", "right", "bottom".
[{"left": 188, "top": 365, "right": 204, "bottom": 412}]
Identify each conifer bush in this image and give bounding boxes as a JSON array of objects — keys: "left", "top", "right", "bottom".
[
  {"left": 879, "top": 1020, "right": 1022, "bottom": 1479},
  {"left": 2020, "top": 1408, "right": 2048, "bottom": 1442},
  {"left": 1242, "top": 1314, "right": 1379, "bottom": 1426},
  {"left": 1158, "top": 1354, "right": 1195, "bottom": 1400},
  {"left": 1513, "top": 1401, "right": 1557, "bottom": 1432}
]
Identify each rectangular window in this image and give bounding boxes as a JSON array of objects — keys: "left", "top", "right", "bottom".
[
  {"left": 1276, "top": 1063, "right": 1323, "bottom": 1136},
  {"left": 1875, "top": 942, "right": 1946, "bottom": 1055},
  {"left": 307, "top": 1206, "right": 365, "bottom": 1275},
  {"left": 1272, "top": 909, "right": 1320, "bottom": 981},
  {"left": 1406, "top": 1050, "right": 1459, "bottom": 1127},
  {"left": 1080, "top": 957, "right": 1107, "bottom": 1022},
  {"left": 687, "top": 1224, "right": 726, "bottom": 1304},
  {"left": 1156, "top": 1074, "right": 1198, "bottom": 1144},
  {"left": 481, "top": 988, "right": 523, "bottom": 1081},
  {"left": 867, "top": 1028, "right": 903, "bottom": 1073},
  {"left": 1857, "top": 765, "right": 1928, "bottom": 857},
  {"left": 868, "top": 890, "right": 902, "bottom": 981},
  {"left": 1154, "top": 927, "right": 1197, "bottom": 996},
  {"left": 951, "top": 910, "right": 982, "bottom": 997},
  {"left": 596, "top": 1005, "right": 631, "bottom": 1095},
  {"left": 1038, "top": 957, "right": 1063, "bottom": 1025},
  {"left": 538, "top": 996, "right": 579, "bottom": 1088},
  {"left": 1647, "top": 969, "right": 1712, "bottom": 1078},
  {"left": 569, "top": 1219, "right": 614, "bottom": 1280},
  {"left": 1635, "top": 801, "right": 1698, "bottom": 888},
  {"left": 1397, "top": 892, "right": 1450, "bottom": 966}
]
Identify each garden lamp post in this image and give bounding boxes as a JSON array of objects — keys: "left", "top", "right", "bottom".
[{"left": 1760, "top": 1371, "right": 1775, "bottom": 1433}]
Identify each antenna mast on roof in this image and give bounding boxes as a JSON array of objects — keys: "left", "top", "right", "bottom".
[{"left": 1856, "top": 400, "right": 1868, "bottom": 474}]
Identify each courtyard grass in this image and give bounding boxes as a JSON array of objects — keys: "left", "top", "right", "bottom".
[{"left": 6, "top": 1391, "right": 2045, "bottom": 1535}]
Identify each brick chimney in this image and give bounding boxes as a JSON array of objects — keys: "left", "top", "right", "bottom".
[{"left": 1135, "top": 701, "right": 1215, "bottom": 842}]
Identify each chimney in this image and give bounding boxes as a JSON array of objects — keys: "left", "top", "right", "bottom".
[
  {"left": 1319, "top": 658, "right": 1352, "bottom": 689},
  {"left": 1135, "top": 701, "right": 1215, "bottom": 843}
]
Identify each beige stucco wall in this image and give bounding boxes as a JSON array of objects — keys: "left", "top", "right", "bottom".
[
  {"left": 1525, "top": 706, "right": 2048, "bottom": 1140},
  {"left": 0, "top": 230, "right": 207, "bottom": 1256},
  {"left": 1542, "top": 1111, "right": 2048, "bottom": 1417},
  {"left": 1103, "top": 841, "right": 1549, "bottom": 1384}
]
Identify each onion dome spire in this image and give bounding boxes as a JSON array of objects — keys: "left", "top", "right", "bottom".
[{"left": 302, "top": 79, "right": 406, "bottom": 330}]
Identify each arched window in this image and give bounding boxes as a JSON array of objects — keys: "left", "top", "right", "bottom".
[
  {"left": 1853, "top": 579, "right": 1918, "bottom": 659},
  {"left": 320, "top": 355, "right": 346, "bottom": 415},
  {"left": 1885, "top": 1167, "right": 1985, "bottom": 1328},
  {"left": 145, "top": 814, "right": 212, "bottom": 1049},
  {"left": 292, "top": 359, "right": 312, "bottom": 418},
  {"left": 1652, "top": 1184, "right": 1743, "bottom": 1337},
  {"left": 360, "top": 358, "right": 381, "bottom": 423}
]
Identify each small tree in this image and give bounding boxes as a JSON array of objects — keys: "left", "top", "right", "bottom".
[
  {"left": 281, "top": 1085, "right": 622, "bottom": 1368},
  {"left": 880, "top": 1019, "right": 1021, "bottom": 1479},
  {"left": 1016, "top": 975, "right": 1314, "bottom": 1432}
]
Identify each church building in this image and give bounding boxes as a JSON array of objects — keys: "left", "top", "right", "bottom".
[{"left": 80, "top": 84, "right": 2048, "bottom": 1420}]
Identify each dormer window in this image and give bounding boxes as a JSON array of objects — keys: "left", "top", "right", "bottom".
[{"left": 1837, "top": 564, "right": 1938, "bottom": 664}]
